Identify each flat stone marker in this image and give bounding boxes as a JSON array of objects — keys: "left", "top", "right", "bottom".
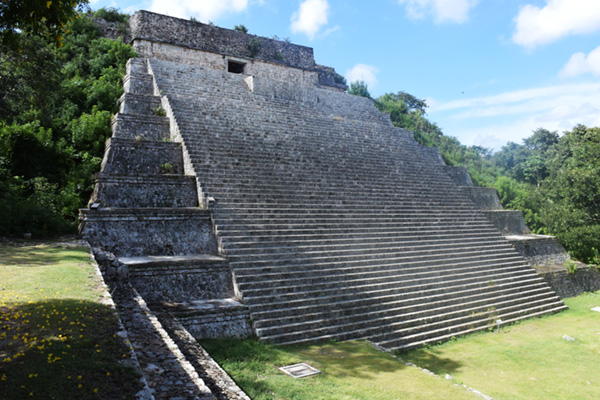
[
  {"left": 279, "top": 363, "right": 321, "bottom": 378},
  {"left": 591, "top": 307, "right": 600, "bottom": 313}
]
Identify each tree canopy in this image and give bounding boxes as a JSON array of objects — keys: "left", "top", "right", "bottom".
[
  {"left": 0, "top": 0, "right": 89, "bottom": 49},
  {"left": 0, "top": 9, "right": 135, "bottom": 236}
]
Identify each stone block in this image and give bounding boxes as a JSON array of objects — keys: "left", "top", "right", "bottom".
[
  {"left": 91, "top": 174, "right": 199, "bottom": 208},
  {"left": 79, "top": 208, "right": 218, "bottom": 257}
]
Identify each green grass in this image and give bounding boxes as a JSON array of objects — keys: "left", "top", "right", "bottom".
[
  {"left": 401, "top": 292, "right": 600, "bottom": 400},
  {"left": 0, "top": 240, "right": 142, "bottom": 399},
  {"left": 201, "top": 339, "right": 479, "bottom": 400},
  {"left": 203, "top": 293, "right": 600, "bottom": 400}
]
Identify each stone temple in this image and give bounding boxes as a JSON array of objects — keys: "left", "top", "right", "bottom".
[{"left": 80, "top": 10, "right": 569, "bottom": 351}]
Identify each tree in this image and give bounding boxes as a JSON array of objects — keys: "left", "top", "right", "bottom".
[
  {"left": 0, "top": 9, "right": 135, "bottom": 236},
  {"left": 348, "top": 81, "right": 371, "bottom": 98},
  {"left": 0, "top": 0, "right": 89, "bottom": 48}
]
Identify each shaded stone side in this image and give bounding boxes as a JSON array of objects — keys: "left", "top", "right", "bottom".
[
  {"left": 100, "top": 138, "right": 185, "bottom": 176},
  {"left": 92, "top": 175, "right": 199, "bottom": 208},
  {"left": 128, "top": 262, "right": 235, "bottom": 303},
  {"left": 166, "top": 301, "right": 252, "bottom": 339},
  {"left": 443, "top": 166, "right": 473, "bottom": 186},
  {"left": 130, "top": 10, "right": 315, "bottom": 70},
  {"left": 508, "top": 235, "right": 571, "bottom": 267},
  {"left": 79, "top": 209, "right": 218, "bottom": 256},
  {"left": 482, "top": 210, "right": 530, "bottom": 235},
  {"left": 540, "top": 267, "right": 600, "bottom": 298},
  {"left": 462, "top": 187, "right": 502, "bottom": 210}
]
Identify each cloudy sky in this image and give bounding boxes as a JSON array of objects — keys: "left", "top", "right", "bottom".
[{"left": 91, "top": 0, "right": 600, "bottom": 151}]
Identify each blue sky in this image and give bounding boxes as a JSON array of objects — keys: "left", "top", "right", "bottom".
[{"left": 91, "top": 0, "right": 600, "bottom": 151}]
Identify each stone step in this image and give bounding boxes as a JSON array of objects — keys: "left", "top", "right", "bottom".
[
  {"left": 224, "top": 232, "right": 507, "bottom": 253},
  {"left": 253, "top": 273, "right": 543, "bottom": 331},
  {"left": 249, "top": 276, "right": 549, "bottom": 324},
  {"left": 234, "top": 254, "right": 527, "bottom": 285},
  {"left": 216, "top": 217, "right": 493, "bottom": 234},
  {"left": 100, "top": 138, "right": 184, "bottom": 175},
  {"left": 126, "top": 57, "right": 148, "bottom": 75},
  {"left": 222, "top": 227, "right": 501, "bottom": 247},
  {"left": 213, "top": 202, "right": 479, "bottom": 214},
  {"left": 243, "top": 262, "right": 534, "bottom": 300},
  {"left": 123, "top": 72, "right": 154, "bottom": 95},
  {"left": 111, "top": 113, "right": 170, "bottom": 141},
  {"left": 79, "top": 207, "right": 218, "bottom": 257},
  {"left": 370, "top": 294, "right": 559, "bottom": 345},
  {"left": 162, "top": 299, "right": 253, "bottom": 339},
  {"left": 233, "top": 252, "right": 525, "bottom": 282},
  {"left": 244, "top": 263, "right": 538, "bottom": 307},
  {"left": 92, "top": 174, "right": 198, "bottom": 208},
  {"left": 258, "top": 289, "right": 558, "bottom": 342},
  {"left": 119, "top": 92, "right": 162, "bottom": 115},
  {"left": 120, "top": 255, "right": 234, "bottom": 303},
  {"left": 257, "top": 281, "right": 555, "bottom": 344},
  {"left": 380, "top": 302, "right": 568, "bottom": 351},
  {"left": 218, "top": 223, "right": 502, "bottom": 241},
  {"left": 228, "top": 241, "right": 515, "bottom": 266},
  {"left": 215, "top": 210, "right": 490, "bottom": 224}
]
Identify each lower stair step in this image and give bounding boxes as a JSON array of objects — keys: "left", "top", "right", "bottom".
[
  {"left": 164, "top": 299, "right": 252, "bottom": 339},
  {"left": 120, "top": 254, "right": 234, "bottom": 303}
]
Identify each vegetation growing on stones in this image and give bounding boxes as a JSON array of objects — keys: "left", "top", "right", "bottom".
[
  {"left": 247, "top": 36, "right": 261, "bottom": 57},
  {"left": 234, "top": 24, "right": 248, "bottom": 34}
]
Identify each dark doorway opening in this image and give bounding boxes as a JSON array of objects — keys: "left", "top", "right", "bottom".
[{"left": 228, "top": 61, "right": 245, "bottom": 74}]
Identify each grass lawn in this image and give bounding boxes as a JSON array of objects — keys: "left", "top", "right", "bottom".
[
  {"left": 0, "top": 239, "right": 142, "bottom": 399},
  {"left": 401, "top": 292, "right": 600, "bottom": 400},
  {"left": 203, "top": 292, "right": 600, "bottom": 400},
  {"left": 201, "top": 339, "right": 480, "bottom": 400}
]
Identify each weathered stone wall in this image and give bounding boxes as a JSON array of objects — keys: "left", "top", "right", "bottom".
[
  {"left": 482, "top": 210, "right": 530, "bottom": 235},
  {"left": 100, "top": 138, "right": 185, "bottom": 176},
  {"left": 129, "top": 262, "right": 235, "bottom": 304},
  {"left": 443, "top": 166, "right": 473, "bottom": 186},
  {"left": 92, "top": 175, "right": 198, "bottom": 208},
  {"left": 462, "top": 186, "right": 502, "bottom": 210},
  {"left": 80, "top": 209, "right": 218, "bottom": 256},
  {"left": 130, "top": 11, "right": 314, "bottom": 70},
  {"left": 133, "top": 40, "right": 319, "bottom": 86},
  {"left": 508, "top": 236, "right": 570, "bottom": 266},
  {"left": 540, "top": 267, "right": 600, "bottom": 298}
]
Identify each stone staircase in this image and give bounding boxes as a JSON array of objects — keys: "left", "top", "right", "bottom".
[
  {"left": 143, "top": 58, "right": 566, "bottom": 351},
  {"left": 79, "top": 58, "right": 251, "bottom": 340}
]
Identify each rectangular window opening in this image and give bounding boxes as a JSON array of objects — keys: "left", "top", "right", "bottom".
[{"left": 228, "top": 61, "right": 245, "bottom": 74}]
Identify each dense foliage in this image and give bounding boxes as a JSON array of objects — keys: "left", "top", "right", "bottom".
[
  {"left": 350, "top": 81, "right": 600, "bottom": 263},
  {"left": 0, "top": 10, "right": 135, "bottom": 236},
  {"left": 0, "top": 0, "right": 90, "bottom": 49}
]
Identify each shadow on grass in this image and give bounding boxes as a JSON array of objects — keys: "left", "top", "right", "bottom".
[
  {"left": 0, "top": 244, "right": 89, "bottom": 267},
  {"left": 397, "top": 347, "right": 464, "bottom": 376},
  {"left": 0, "top": 299, "right": 141, "bottom": 400},
  {"left": 201, "top": 338, "right": 461, "bottom": 381}
]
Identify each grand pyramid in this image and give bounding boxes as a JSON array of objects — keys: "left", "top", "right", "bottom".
[{"left": 80, "top": 10, "right": 568, "bottom": 351}]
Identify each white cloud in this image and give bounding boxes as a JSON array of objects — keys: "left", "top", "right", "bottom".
[
  {"left": 513, "top": 0, "right": 600, "bottom": 49},
  {"left": 290, "top": 0, "right": 330, "bottom": 40},
  {"left": 398, "top": 0, "right": 478, "bottom": 24},
  {"left": 430, "top": 82, "right": 600, "bottom": 149},
  {"left": 559, "top": 46, "right": 600, "bottom": 77},
  {"left": 150, "top": 0, "right": 249, "bottom": 22},
  {"left": 345, "top": 64, "right": 380, "bottom": 89}
]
